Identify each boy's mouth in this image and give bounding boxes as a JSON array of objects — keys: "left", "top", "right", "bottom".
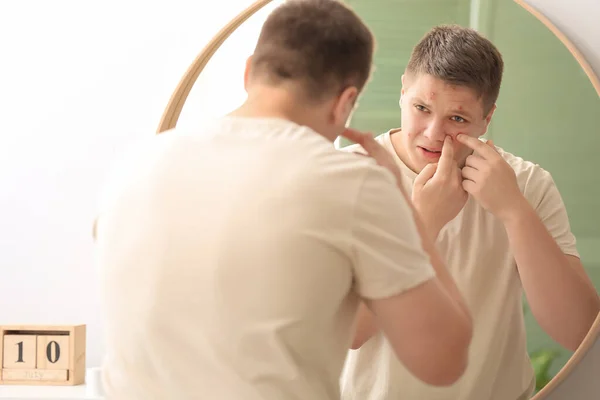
[{"left": 418, "top": 146, "right": 442, "bottom": 158}]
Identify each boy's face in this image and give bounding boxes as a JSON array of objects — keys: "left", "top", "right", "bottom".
[{"left": 397, "top": 73, "right": 496, "bottom": 173}]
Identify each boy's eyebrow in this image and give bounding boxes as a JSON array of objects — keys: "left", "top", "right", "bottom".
[
  {"left": 414, "top": 96, "right": 476, "bottom": 119},
  {"left": 413, "top": 97, "right": 431, "bottom": 108},
  {"left": 450, "top": 108, "right": 474, "bottom": 119}
]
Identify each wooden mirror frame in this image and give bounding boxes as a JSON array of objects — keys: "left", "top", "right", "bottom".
[{"left": 155, "top": 1, "right": 600, "bottom": 398}]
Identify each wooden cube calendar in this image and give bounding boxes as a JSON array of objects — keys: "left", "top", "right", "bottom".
[{"left": 0, "top": 325, "right": 86, "bottom": 386}]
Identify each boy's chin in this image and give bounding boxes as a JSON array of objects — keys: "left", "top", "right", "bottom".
[
  {"left": 409, "top": 158, "right": 430, "bottom": 174},
  {"left": 413, "top": 154, "right": 436, "bottom": 169}
]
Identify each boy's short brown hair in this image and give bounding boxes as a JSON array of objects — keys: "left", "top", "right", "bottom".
[
  {"left": 250, "top": 0, "right": 374, "bottom": 101},
  {"left": 406, "top": 24, "right": 504, "bottom": 114}
]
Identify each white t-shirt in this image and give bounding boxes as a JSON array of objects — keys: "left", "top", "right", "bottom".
[
  {"left": 94, "top": 118, "right": 435, "bottom": 400},
  {"left": 340, "top": 129, "right": 580, "bottom": 400}
]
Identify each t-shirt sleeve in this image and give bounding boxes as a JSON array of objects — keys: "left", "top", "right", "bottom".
[
  {"left": 350, "top": 166, "right": 436, "bottom": 300},
  {"left": 528, "top": 169, "right": 580, "bottom": 258}
]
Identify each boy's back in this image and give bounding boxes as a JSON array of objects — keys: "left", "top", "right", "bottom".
[{"left": 96, "top": 117, "right": 434, "bottom": 399}]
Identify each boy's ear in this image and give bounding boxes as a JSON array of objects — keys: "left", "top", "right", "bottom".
[
  {"left": 401, "top": 74, "right": 406, "bottom": 96},
  {"left": 243, "top": 55, "right": 253, "bottom": 91},
  {"left": 481, "top": 104, "right": 497, "bottom": 135},
  {"left": 485, "top": 104, "right": 497, "bottom": 125},
  {"left": 399, "top": 74, "right": 407, "bottom": 106}
]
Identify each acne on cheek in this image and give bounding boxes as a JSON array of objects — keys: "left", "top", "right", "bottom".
[{"left": 407, "top": 131, "right": 421, "bottom": 141}]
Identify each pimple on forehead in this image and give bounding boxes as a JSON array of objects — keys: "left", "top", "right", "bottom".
[
  {"left": 429, "top": 91, "right": 436, "bottom": 99},
  {"left": 458, "top": 105, "right": 463, "bottom": 110}
]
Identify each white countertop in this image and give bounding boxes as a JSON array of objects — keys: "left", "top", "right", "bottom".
[{"left": 0, "top": 384, "right": 103, "bottom": 400}]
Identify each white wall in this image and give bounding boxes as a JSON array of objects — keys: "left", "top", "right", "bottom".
[
  {"left": 0, "top": 0, "right": 598, "bottom": 371},
  {"left": 0, "top": 0, "right": 280, "bottom": 367}
]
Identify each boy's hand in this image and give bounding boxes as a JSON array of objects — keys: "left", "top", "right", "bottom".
[
  {"left": 456, "top": 134, "right": 525, "bottom": 223},
  {"left": 412, "top": 136, "right": 468, "bottom": 239}
]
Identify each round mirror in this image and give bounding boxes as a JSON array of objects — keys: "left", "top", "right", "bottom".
[{"left": 157, "top": 1, "right": 600, "bottom": 399}]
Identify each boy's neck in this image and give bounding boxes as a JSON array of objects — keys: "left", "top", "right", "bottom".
[{"left": 229, "top": 86, "right": 336, "bottom": 142}]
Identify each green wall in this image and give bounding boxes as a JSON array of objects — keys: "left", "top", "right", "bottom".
[
  {"left": 481, "top": 0, "right": 600, "bottom": 377},
  {"left": 345, "top": 0, "right": 600, "bottom": 379}
]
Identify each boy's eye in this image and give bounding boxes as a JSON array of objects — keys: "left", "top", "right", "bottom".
[
  {"left": 415, "top": 104, "right": 427, "bottom": 112},
  {"left": 452, "top": 116, "right": 466, "bottom": 123}
]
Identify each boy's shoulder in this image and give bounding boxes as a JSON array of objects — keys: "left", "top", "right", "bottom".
[
  {"left": 491, "top": 142, "right": 557, "bottom": 205},
  {"left": 492, "top": 143, "right": 550, "bottom": 180}
]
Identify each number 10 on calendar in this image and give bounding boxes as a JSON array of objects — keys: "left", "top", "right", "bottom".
[{"left": 0, "top": 325, "right": 86, "bottom": 386}]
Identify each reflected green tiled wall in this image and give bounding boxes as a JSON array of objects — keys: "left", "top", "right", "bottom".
[
  {"left": 346, "top": 0, "right": 600, "bottom": 377},
  {"left": 485, "top": 0, "right": 600, "bottom": 241},
  {"left": 483, "top": 0, "right": 600, "bottom": 376}
]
